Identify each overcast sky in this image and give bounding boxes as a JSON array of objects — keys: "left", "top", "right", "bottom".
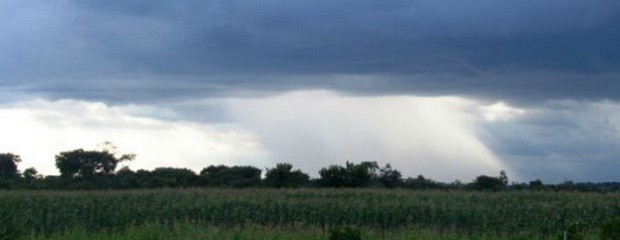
[{"left": 1, "top": 0, "right": 619, "bottom": 182}]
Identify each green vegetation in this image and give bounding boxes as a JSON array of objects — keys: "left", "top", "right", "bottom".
[
  {"left": 0, "top": 153, "right": 21, "bottom": 188},
  {"left": 601, "top": 218, "right": 620, "bottom": 240},
  {"left": 2, "top": 146, "right": 620, "bottom": 239},
  {"left": 18, "top": 223, "right": 606, "bottom": 240},
  {"left": 2, "top": 147, "right": 619, "bottom": 191},
  {"left": 264, "top": 163, "right": 310, "bottom": 188},
  {"left": 1, "top": 189, "right": 619, "bottom": 239},
  {"left": 328, "top": 226, "right": 362, "bottom": 240}
]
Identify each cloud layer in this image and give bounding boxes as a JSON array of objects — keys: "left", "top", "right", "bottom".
[
  {"left": 480, "top": 100, "right": 620, "bottom": 182},
  {"left": 1, "top": 1, "right": 619, "bottom": 183},
  {"left": 1, "top": 1, "right": 619, "bottom": 103}
]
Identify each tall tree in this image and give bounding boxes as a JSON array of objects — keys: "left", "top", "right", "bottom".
[
  {"left": 318, "top": 165, "right": 348, "bottom": 188},
  {"left": 0, "top": 153, "right": 21, "bottom": 188},
  {"left": 55, "top": 146, "right": 134, "bottom": 179},
  {"left": 265, "top": 163, "right": 309, "bottom": 188},
  {"left": 378, "top": 164, "right": 402, "bottom": 188},
  {"left": 472, "top": 172, "right": 507, "bottom": 192},
  {"left": 22, "top": 167, "right": 41, "bottom": 181},
  {"left": 0, "top": 153, "right": 21, "bottom": 179},
  {"left": 319, "top": 161, "right": 379, "bottom": 188}
]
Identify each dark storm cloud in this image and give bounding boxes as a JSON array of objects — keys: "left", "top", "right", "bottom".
[
  {"left": 478, "top": 100, "right": 620, "bottom": 182},
  {"left": 1, "top": 0, "right": 619, "bottom": 102}
]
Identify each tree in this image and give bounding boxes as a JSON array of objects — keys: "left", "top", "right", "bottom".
[
  {"left": 22, "top": 168, "right": 41, "bottom": 181},
  {"left": 318, "top": 165, "right": 348, "bottom": 188},
  {"left": 0, "top": 153, "right": 20, "bottom": 179},
  {"left": 115, "top": 167, "right": 136, "bottom": 188},
  {"left": 265, "top": 163, "right": 310, "bottom": 188},
  {"left": 499, "top": 170, "right": 509, "bottom": 186},
  {"left": 0, "top": 153, "right": 21, "bottom": 188},
  {"left": 378, "top": 164, "right": 402, "bottom": 188},
  {"left": 149, "top": 168, "right": 198, "bottom": 188},
  {"left": 319, "top": 161, "right": 379, "bottom": 188},
  {"left": 133, "top": 169, "right": 153, "bottom": 188},
  {"left": 199, "top": 165, "right": 262, "bottom": 188},
  {"left": 529, "top": 179, "right": 544, "bottom": 190},
  {"left": 403, "top": 175, "right": 444, "bottom": 190},
  {"left": 472, "top": 172, "right": 507, "bottom": 192},
  {"left": 0, "top": 153, "right": 21, "bottom": 179},
  {"left": 55, "top": 146, "right": 135, "bottom": 179},
  {"left": 350, "top": 161, "right": 379, "bottom": 186}
]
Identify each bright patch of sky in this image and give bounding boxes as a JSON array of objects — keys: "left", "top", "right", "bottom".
[{"left": 0, "top": 91, "right": 528, "bottom": 182}]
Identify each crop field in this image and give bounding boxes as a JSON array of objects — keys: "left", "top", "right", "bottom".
[{"left": 1, "top": 189, "right": 619, "bottom": 239}]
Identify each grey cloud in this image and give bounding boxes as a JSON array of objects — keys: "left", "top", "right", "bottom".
[
  {"left": 479, "top": 100, "right": 620, "bottom": 182},
  {"left": 1, "top": 0, "right": 620, "bottom": 103}
]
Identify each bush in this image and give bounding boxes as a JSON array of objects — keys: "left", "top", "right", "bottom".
[
  {"left": 329, "top": 226, "right": 361, "bottom": 240},
  {"left": 264, "top": 163, "right": 309, "bottom": 188},
  {"left": 319, "top": 161, "right": 378, "bottom": 188},
  {"left": 199, "top": 165, "right": 262, "bottom": 188},
  {"left": 601, "top": 218, "right": 620, "bottom": 240}
]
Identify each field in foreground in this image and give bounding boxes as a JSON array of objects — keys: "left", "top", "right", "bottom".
[
  {"left": 1, "top": 189, "right": 619, "bottom": 239},
  {"left": 24, "top": 223, "right": 606, "bottom": 240}
]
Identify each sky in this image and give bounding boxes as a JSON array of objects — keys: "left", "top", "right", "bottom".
[{"left": 1, "top": 0, "right": 619, "bottom": 183}]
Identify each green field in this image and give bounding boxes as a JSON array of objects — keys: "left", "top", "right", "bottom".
[{"left": 1, "top": 189, "right": 619, "bottom": 239}]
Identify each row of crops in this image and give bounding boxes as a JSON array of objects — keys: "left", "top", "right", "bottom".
[{"left": 1, "top": 189, "right": 619, "bottom": 238}]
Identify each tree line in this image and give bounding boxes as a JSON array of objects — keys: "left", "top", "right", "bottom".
[{"left": 0, "top": 149, "right": 618, "bottom": 192}]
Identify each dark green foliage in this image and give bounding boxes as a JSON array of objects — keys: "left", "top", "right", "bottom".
[
  {"left": 2, "top": 189, "right": 617, "bottom": 238},
  {"left": 319, "top": 161, "right": 378, "bottom": 188},
  {"left": 403, "top": 175, "right": 445, "bottom": 189},
  {"left": 0, "top": 153, "right": 21, "bottom": 189},
  {"left": 1, "top": 148, "right": 619, "bottom": 192},
  {"left": 148, "top": 167, "right": 197, "bottom": 188},
  {"left": 353, "top": 161, "right": 379, "bottom": 186},
  {"left": 111, "top": 168, "right": 198, "bottom": 189},
  {"left": 529, "top": 179, "right": 544, "bottom": 190},
  {"left": 55, "top": 149, "right": 134, "bottom": 179},
  {"left": 22, "top": 167, "right": 40, "bottom": 181},
  {"left": 0, "top": 203, "right": 21, "bottom": 239},
  {"left": 601, "top": 218, "right": 620, "bottom": 240},
  {"left": 560, "top": 221, "right": 584, "bottom": 240},
  {"left": 40, "top": 176, "right": 64, "bottom": 189},
  {"left": 199, "top": 165, "right": 262, "bottom": 187},
  {"left": 0, "top": 224, "right": 19, "bottom": 240},
  {"left": 114, "top": 167, "right": 136, "bottom": 188},
  {"left": 264, "top": 163, "right": 309, "bottom": 188},
  {"left": 133, "top": 170, "right": 152, "bottom": 188},
  {"left": 319, "top": 165, "right": 348, "bottom": 187},
  {"left": 377, "top": 164, "right": 402, "bottom": 188},
  {"left": 329, "top": 226, "right": 362, "bottom": 240},
  {"left": 472, "top": 171, "right": 508, "bottom": 192},
  {"left": 0, "top": 153, "right": 20, "bottom": 179},
  {"left": 499, "top": 170, "right": 508, "bottom": 186},
  {"left": 556, "top": 181, "right": 578, "bottom": 191}
]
